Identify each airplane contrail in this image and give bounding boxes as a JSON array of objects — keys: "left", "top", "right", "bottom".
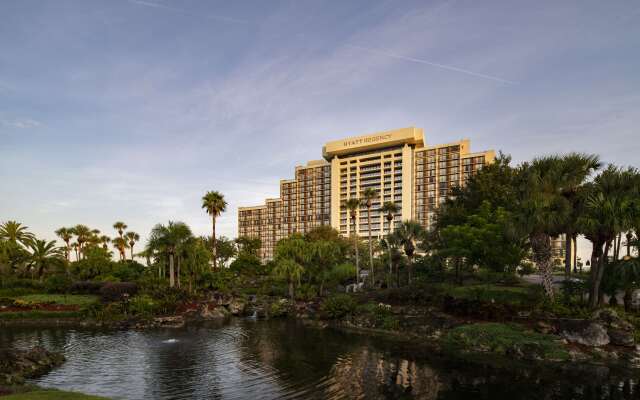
[
  {"left": 128, "top": 0, "right": 248, "bottom": 24},
  {"left": 346, "top": 44, "right": 517, "bottom": 85}
]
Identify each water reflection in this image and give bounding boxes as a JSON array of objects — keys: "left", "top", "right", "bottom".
[{"left": 0, "top": 320, "right": 638, "bottom": 399}]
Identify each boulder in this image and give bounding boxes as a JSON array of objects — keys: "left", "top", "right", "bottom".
[
  {"left": 199, "top": 303, "right": 229, "bottom": 320},
  {"left": 592, "top": 309, "right": 635, "bottom": 347},
  {"left": 608, "top": 329, "right": 635, "bottom": 347},
  {"left": 561, "top": 321, "right": 610, "bottom": 347},
  {"left": 0, "top": 347, "right": 65, "bottom": 385},
  {"left": 228, "top": 298, "right": 247, "bottom": 316},
  {"left": 154, "top": 316, "right": 185, "bottom": 328}
]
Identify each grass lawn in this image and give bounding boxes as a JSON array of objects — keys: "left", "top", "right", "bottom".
[
  {"left": 12, "top": 294, "right": 99, "bottom": 306},
  {"left": 443, "top": 322, "right": 569, "bottom": 361},
  {"left": 1, "top": 389, "right": 109, "bottom": 399}
]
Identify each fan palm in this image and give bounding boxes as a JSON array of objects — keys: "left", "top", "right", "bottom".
[
  {"left": 345, "top": 198, "right": 361, "bottom": 285},
  {"left": 125, "top": 231, "right": 140, "bottom": 261},
  {"left": 361, "top": 188, "right": 378, "bottom": 286},
  {"left": 391, "top": 220, "right": 424, "bottom": 285},
  {"left": 99, "top": 235, "right": 111, "bottom": 251},
  {"left": 0, "top": 221, "right": 35, "bottom": 246},
  {"left": 55, "top": 227, "right": 73, "bottom": 261},
  {"left": 113, "top": 222, "right": 128, "bottom": 239},
  {"left": 202, "top": 191, "right": 227, "bottom": 269},
  {"left": 381, "top": 201, "right": 400, "bottom": 280},
  {"left": 72, "top": 225, "right": 92, "bottom": 260},
  {"left": 112, "top": 237, "right": 128, "bottom": 261}
]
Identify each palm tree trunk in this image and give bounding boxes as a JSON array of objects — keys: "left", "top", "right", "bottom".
[
  {"left": 352, "top": 217, "right": 359, "bottom": 285},
  {"left": 288, "top": 279, "right": 294, "bottom": 301},
  {"left": 531, "top": 232, "right": 555, "bottom": 300},
  {"left": 130, "top": 245, "right": 134, "bottom": 261},
  {"left": 387, "top": 219, "right": 393, "bottom": 288},
  {"left": 367, "top": 207, "right": 374, "bottom": 287},
  {"left": 212, "top": 216, "right": 217, "bottom": 269},
  {"left": 408, "top": 255, "right": 413, "bottom": 286},
  {"left": 564, "top": 232, "right": 573, "bottom": 278},
  {"left": 589, "top": 241, "right": 607, "bottom": 308},
  {"left": 572, "top": 234, "right": 578, "bottom": 273},
  {"left": 177, "top": 257, "right": 181, "bottom": 288},
  {"left": 169, "top": 253, "right": 175, "bottom": 288}
]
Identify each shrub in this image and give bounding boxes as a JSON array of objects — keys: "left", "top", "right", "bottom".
[
  {"left": 269, "top": 299, "right": 290, "bottom": 318},
  {"left": 296, "top": 284, "right": 318, "bottom": 301},
  {"left": 99, "top": 282, "right": 138, "bottom": 302},
  {"left": 129, "top": 294, "right": 159, "bottom": 318},
  {"left": 150, "top": 287, "right": 189, "bottom": 314},
  {"left": 321, "top": 294, "right": 356, "bottom": 319},
  {"left": 70, "top": 281, "right": 105, "bottom": 295},
  {"left": 44, "top": 275, "right": 74, "bottom": 294}
]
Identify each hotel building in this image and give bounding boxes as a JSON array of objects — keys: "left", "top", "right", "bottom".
[{"left": 238, "top": 127, "right": 495, "bottom": 261}]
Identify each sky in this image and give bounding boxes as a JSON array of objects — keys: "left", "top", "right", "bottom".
[{"left": 1, "top": 0, "right": 639, "bottom": 261}]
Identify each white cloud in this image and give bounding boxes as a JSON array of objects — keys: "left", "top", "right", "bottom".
[{"left": 1, "top": 118, "right": 42, "bottom": 129}]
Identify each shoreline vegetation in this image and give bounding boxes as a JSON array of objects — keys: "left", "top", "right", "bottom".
[{"left": 2, "top": 153, "right": 640, "bottom": 397}]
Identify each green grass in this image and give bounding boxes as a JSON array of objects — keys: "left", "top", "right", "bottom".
[
  {"left": 0, "top": 311, "right": 81, "bottom": 320},
  {"left": 1, "top": 389, "right": 109, "bottom": 399},
  {"left": 13, "top": 294, "right": 99, "bottom": 306},
  {"left": 443, "top": 322, "right": 569, "bottom": 361},
  {"left": 433, "top": 283, "right": 541, "bottom": 307}
]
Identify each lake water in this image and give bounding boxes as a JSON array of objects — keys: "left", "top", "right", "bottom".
[{"left": 1, "top": 319, "right": 638, "bottom": 399}]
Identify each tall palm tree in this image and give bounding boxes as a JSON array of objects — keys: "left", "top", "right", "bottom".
[
  {"left": 72, "top": 242, "right": 79, "bottom": 261},
  {"left": 28, "top": 240, "right": 63, "bottom": 280},
  {"left": 125, "top": 231, "right": 140, "bottom": 261},
  {"left": 345, "top": 198, "right": 361, "bottom": 285},
  {"left": 147, "top": 221, "right": 193, "bottom": 287},
  {"left": 557, "top": 153, "right": 601, "bottom": 278},
  {"left": 202, "top": 191, "right": 227, "bottom": 269},
  {"left": 112, "top": 237, "right": 128, "bottom": 261},
  {"left": 73, "top": 225, "right": 92, "bottom": 260},
  {"left": 361, "top": 187, "right": 378, "bottom": 286},
  {"left": 113, "top": 222, "right": 127, "bottom": 239},
  {"left": 99, "top": 235, "right": 111, "bottom": 251},
  {"left": 381, "top": 202, "right": 399, "bottom": 279},
  {"left": 579, "top": 166, "right": 639, "bottom": 307},
  {"left": 54, "top": 227, "right": 73, "bottom": 261},
  {"left": 0, "top": 221, "right": 35, "bottom": 246},
  {"left": 391, "top": 221, "right": 423, "bottom": 285}
]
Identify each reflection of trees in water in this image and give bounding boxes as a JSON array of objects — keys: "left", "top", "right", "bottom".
[{"left": 328, "top": 346, "right": 441, "bottom": 400}]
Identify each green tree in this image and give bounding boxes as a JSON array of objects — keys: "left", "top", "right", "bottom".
[
  {"left": 273, "top": 258, "right": 304, "bottom": 301},
  {"left": 72, "top": 225, "right": 92, "bottom": 260},
  {"left": 125, "top": 231, "right": 140, "bottom": 260},
  {"left": 113, "top": 222, "right": 128, "bottom": 239},
  {"left": 235, "top": 236, "right": 261, "bottom": 258},
  {"left": 146, "top": 221, "right": 193, "bottom": 287},
  {"left": 381, "top": 202, "right": 399, "bottom": 281},
  {"left": 27, "top": 240, "right": 64, "bottom": 280},
  {"left": 390, "top": 221, "right": 424, "bottom": 285},
  {"left": 215, "top": 236, "right": 237, "bottom": 268},
  {"left": 309, "top": 239, "right": 343, "bottom": 295},
  {"left": 55, "top": 227, "right": 73, "bottom": 261},
  {"left": 99, "top": 235, "right": 111, "bottom": 251},
  {"left": 361, "top": 187, "right": 378, "bottom": 286},
  {"left": 112, "top": 237, "right": 128, "bottom": 261},
  {"left": 0, "top": 220, "right": 35, "bottom": 246},
  {"left": 202, "top": 191, "right": 227, "bottom": 269},
  {"left": 345, "top": 198, "right": 361, "bottom": 285}
]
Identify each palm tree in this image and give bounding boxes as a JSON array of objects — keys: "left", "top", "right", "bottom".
[
  {"left": 73, "top": 225, "right": 92, "bottom": 260},
  {"left": 579, "top": 166, "right": 639, "bottom": 307},
  {"left": 202, "top": 191, "right": 227, "bottom": 269},
  {"left": 113, "top": 222, "right": 128, "bottom": 239},
  {"left": 361, "top": 188, "right": 378, "bottom": 286},
  {"left": 274, "top": 258, "right": 304, "bottom": 301},
  {"left": 54, "top": 227, "right": 73, "bottom": 261},
  {"left": 112, "top": 237, "right": 128, "bottom": 261},
  {"left": 125, "top": 231, "right": 140, "bottom": 261},
  {"left": 557, "top": 153, "right": 601, "bottom": 278},
  {"left": 72, "top": 242, "right": 79, "bottom": 261},
  {"left": 147, "top": 222, "right": 193, "bottom": 287},
  {"left": 345, "top": 198, "right": 361, "bottom": 285},
  {"left": 99, "top": 235, "right": 111, "bottom": 251},
  {"left": 28, "top": 240, "right": 63, "bottom": 280},
  {"left": 391, "top": 221, "right": 423, "bottom": 285},
  {"left": 381, "top": 202, "right": 400, "bottom": 281},
  {"left": 0, "top": 221, "right": 35, "bottom": 246}
]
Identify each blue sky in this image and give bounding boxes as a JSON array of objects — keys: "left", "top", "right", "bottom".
[{"left": 1, "top": 0, "right": 639, "bottom": 259}]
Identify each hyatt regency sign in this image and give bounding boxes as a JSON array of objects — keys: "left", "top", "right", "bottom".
[{"left": 342, "top": 134, "right": 393, "bottom": 148}]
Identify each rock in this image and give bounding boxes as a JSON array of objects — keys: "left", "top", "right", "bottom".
[
  {"left": 535, "top": 321, "right": 555, "bottom": 334},
  {"left": 593, "top": 309, "right": 633, "bottom": 331},
  {"left": 0, "top": 347, "right": 65, "bottom": 385},
  {"left": 154, "top": 316, "right": 185, "bottom": 328},
  {"left": 608, "top": 329, "right": 635, "bottom": 347},
  {"left": 561, "top": 322, "right": 609, "bottom": 347},
  {"left": 199, "top": 303, "right": 229, "bottom": 320},
  {"left": 228, "top": 299, "right": 247, "bottom": 316}
]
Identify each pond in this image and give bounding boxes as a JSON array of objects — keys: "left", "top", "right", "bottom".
[{"left": 1, "top": 319, "right": 638, "bottom": 399}]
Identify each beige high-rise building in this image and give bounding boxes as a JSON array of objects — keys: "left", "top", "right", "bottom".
[{"left": 238, "top": 127, "right": 494, "bottom": 261}]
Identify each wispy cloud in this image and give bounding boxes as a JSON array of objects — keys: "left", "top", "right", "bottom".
[
  {"left": 127, "top": 0, "right": 248, "bottom": 24},
  {"left": 1, "top": 118, "right": 42, "bottom": 129},
  {"left": 345, "top": 44, "right": 518, "bottom": 85}
]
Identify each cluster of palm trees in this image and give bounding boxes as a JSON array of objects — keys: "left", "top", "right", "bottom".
[
  {"left": 0, "top": 221, "right": 63, "bottom": 279},
  {"left": 343, "top": 188, "right": 423, "bottom": 288},
  {"left": 54, "top": 222, "right": 140, "bottom": 262}
]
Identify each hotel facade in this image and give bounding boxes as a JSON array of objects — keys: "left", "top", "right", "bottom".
[{"left": 238, "top": 127, "right": 495, "bottom": 261}]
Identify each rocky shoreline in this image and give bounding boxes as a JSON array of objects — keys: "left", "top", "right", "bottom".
[{"left": 0, "top": 347, "right": 65, "bottom": 387}]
